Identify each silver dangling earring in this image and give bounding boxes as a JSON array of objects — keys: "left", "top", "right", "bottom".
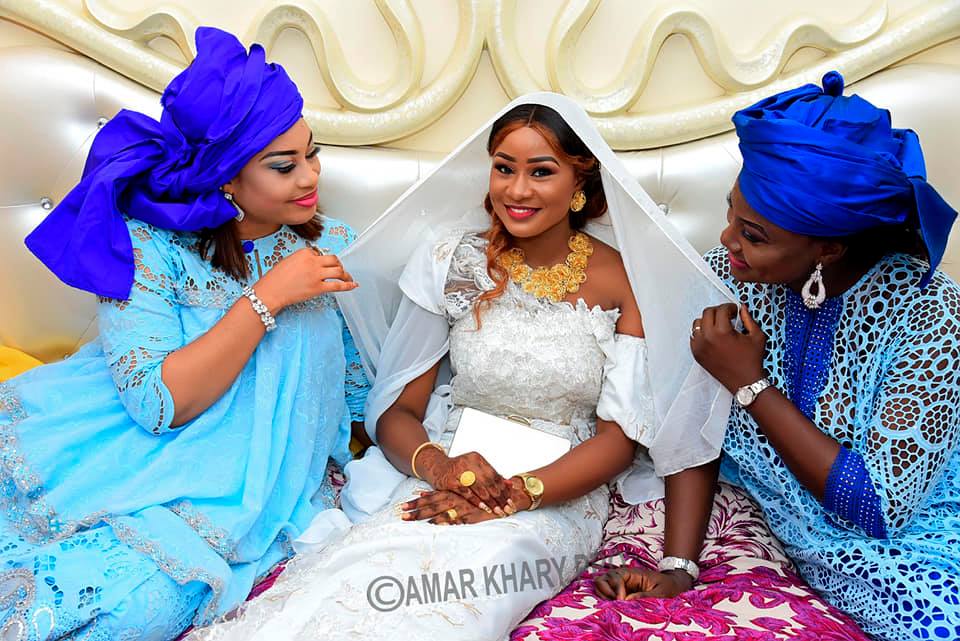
[
  {"left": 801, "top": 262, "right": 826, "bottom": 309},
  {"left": 223, "top": 191, "right": 244, "bottom": 223}
]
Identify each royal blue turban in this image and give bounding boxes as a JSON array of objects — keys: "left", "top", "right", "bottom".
[
  {"left": 25, "top": 26, "right": 304, "bottom": 299},
  {"left": 734, "top": 71, "right": 956, "bottom": 287}
]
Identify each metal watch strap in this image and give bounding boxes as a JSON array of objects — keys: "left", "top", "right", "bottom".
[
  {"left": 748, "top": 378, "right": 772, "bottom": 396},
  {"left": 657, "top": 555, "right": 700, "bottom": 582},
  {"left": 735, "top": 376, "right": 772, "bottom": 407},
  {"left": 517, "top": 474, "right": 543, "bottom": 510}
]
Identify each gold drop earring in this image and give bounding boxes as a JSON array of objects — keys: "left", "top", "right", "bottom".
[{"left": 570, "top": 190, "right": 586, "bottom": 213}]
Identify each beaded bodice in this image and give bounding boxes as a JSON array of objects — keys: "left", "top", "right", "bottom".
[{"left": 441, "top": 234, "right": 619, "bottom": 426}]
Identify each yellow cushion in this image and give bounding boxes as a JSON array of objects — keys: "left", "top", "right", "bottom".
[{"left": 0, "top": 346, "right": 43, "bottom": 382}]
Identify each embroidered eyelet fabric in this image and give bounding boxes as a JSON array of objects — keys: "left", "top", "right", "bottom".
[
  {"left": 0, "top": 217, "right": 369, "bottom": 639},
  {"left": 706, "top": 246, "right": 960, "bottom": 641},
  {"left": 183, "top": 233, "right": 655, "bottom": 641}
]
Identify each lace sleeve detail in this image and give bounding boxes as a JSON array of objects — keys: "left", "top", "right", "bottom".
[
  {"left": 860, "top": 280, "right": 960, "bottom": 535},
  {"left": 442, "top": 233, "right": 493, "bottom": 322},
  {"left": 596, "top": 335, "right": 656, "bottom": 442},
  {"left": 97, "top": 221, "right": 184, "bottom": 435},
  {"left": 318, "top": 215, "right": 357, "bottom": 256},
  {"left": 339, "top": 310, "right": 370, "bottom": 423}
]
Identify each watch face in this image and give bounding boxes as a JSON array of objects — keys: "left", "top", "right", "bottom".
[
  {"left": 736, "top": 387, "right": 755, "bottom": 406},
  {"left": 524, "top": 476, "right": 544, "bottom": 496}
]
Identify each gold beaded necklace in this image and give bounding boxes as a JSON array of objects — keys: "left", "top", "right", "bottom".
[{"left": 496, "top": 232, "right": 594, "bottom": 303}]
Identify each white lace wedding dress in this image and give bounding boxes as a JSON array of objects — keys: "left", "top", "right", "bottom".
[{"left": 187, "top": 233, "right": 652, "bottom": 641}]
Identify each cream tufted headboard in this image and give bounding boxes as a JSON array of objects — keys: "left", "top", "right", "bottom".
[{"left": 2, "top": 1, "right": 959, "bottom": 362}]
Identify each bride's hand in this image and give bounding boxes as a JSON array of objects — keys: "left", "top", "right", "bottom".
[
  {"left": 419, "top": 450, "right": 513, "bottom": 516},
  {"left": 400, "top": 490, "right": 500, "bottom": 525}
]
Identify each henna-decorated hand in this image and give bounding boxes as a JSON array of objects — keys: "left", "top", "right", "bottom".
[
  {"left": 400, "top": 490, "right": 499, "bottom": 525},
  {"left": 417, "top": 448, "right": 513, "bottom": 516}
]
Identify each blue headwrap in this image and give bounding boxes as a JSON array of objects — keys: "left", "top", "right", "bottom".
[
  {"left": 25, "top": 27, "right": 304, "bottom": 299},
  {"left": 734, "top": 71, "right": 956, "bottom": 287}
]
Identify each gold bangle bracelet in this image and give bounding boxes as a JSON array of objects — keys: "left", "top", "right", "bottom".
[{"left": 411, "top": 441, "right": 444, "bottom": 480}]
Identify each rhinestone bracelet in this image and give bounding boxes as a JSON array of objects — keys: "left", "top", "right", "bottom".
[{"left": 242, "top": 285, "right": 277, "bottom": 332}]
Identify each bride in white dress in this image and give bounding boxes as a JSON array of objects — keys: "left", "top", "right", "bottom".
[{"left": 188, "top": 94, "right": 734, "bottom": 641}]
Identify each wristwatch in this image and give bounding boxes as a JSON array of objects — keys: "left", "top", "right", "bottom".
[
  {"left": 516, "top": 474, "right": 544, "bottom": 510},
  {"left": 657, "top": 556, "right": 700, "bottom": 582},
  {"left": 735, "top": 377, "right": 772, "bottom": 408}
]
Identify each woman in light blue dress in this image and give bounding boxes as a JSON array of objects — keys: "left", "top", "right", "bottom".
[
  {"left": 597, "top": 72, "right": 960, "bottom": 641},
  {"left": 0, "top": 27, "right": 368, "bottom": 641}
]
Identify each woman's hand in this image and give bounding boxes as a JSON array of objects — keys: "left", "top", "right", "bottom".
[
  {"left": 400, "top": 490, "right": 502, "bottom": 525},
  {"left": 594, "top": 567, "right": 693, "bottom": 600},
  {"left": 254, "top": 248, "right": 358, "bottom": 314},
  {"left": 690, "top": 303, "right": 767, "bottom": 393},
  {"left": 418, "top": 449, "right": 513, "bottom": 516}
]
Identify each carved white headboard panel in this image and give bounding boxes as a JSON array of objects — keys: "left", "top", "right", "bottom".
[
  {"left": 1, "top": 1, "right": 958, "bottom": 360},
  {"left": 1, "top": 0, "right": 957, "bottom": 150}
]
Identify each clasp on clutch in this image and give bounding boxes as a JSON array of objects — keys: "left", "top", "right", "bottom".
[{"left": 505, "top": 415, "right": 531, "bottom": 426}]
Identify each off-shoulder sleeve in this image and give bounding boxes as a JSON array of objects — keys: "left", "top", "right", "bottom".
[
  {"left": 398, "top": 228, "right": 466, "bottom": 315},
  {"left": 97, "top": 221, "right": 184, "bottom": 434},
  {"left": 596, "top": 334, "right": 656, "bottom": 442},
  {"left": 596, "top": 333, "right": 670, "bottom": 503}
]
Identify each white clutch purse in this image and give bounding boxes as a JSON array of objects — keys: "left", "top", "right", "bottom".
[{"left": 447, "top": 407, "right": 572, "bottom": 478}]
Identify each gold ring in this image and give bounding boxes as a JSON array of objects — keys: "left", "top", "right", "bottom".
[
  {"left": 459, "top": 470, "right": 476, "bottom": 487},
  {"left": 446, "top": 508, "right": 458, "bottom": 521}
]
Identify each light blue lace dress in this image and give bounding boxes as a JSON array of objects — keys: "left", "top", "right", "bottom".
[
  {"left": 0, "top": 217, "right": 369, "bottom": 641},
  {"left": 706, "top": 247, "right": 960, "bottom": 641}
]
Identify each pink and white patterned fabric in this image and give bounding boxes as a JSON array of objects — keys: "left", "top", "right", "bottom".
[{"left": 511, "top": 483, "right": 871, "bottom": 641}]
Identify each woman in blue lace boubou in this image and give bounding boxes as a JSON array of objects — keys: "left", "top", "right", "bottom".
[
  {"left": 0, "top": 27, "right": 369, "bottom": 641},
  {"left": 598, "top": 72, "right": 960, "bottom": 641}
]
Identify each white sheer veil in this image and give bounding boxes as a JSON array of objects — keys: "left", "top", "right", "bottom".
[{"left": 334, "top": 92, "right": 736, "bottom": 521}]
